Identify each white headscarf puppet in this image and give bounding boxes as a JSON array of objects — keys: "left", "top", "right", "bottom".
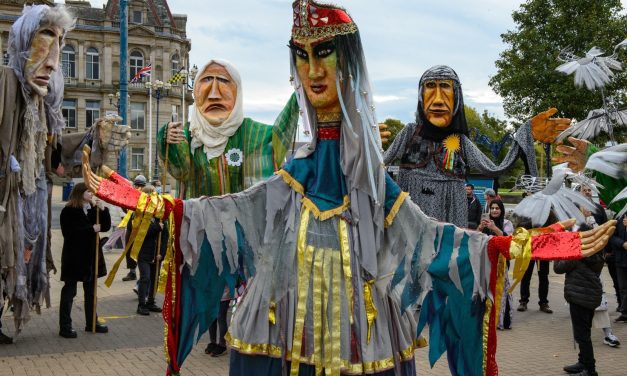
[{"left": 188, "top": 59, "right": 244, "bottom": 161}]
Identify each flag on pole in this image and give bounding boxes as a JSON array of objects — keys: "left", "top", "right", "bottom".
[
  {"left": 131, "top": 64, "right": 151, "bottom": 83},
  {"left": 168, "top": 67, "right": 185, "bottom": 85}
]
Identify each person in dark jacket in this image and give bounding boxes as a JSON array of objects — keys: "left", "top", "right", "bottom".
[
  {"left": 612, "top": 214, "right": 627, "bottom": 322},
  {"left": 59, "top": 182, "right": 111, "bottom": 338},
  {"left": 465, "top": 183, "right": 482, "bottom": 229},
  {"left": 580, "top": 185, "right": 620, "bottom": 306},
  {"left": 555, "top": 224, "right": 604, "bottom": 376},
  {"left": 126, "top": 185, "right": 168, "bottom": 316}
]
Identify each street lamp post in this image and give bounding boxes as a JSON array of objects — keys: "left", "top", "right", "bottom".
[{"left": 147, "top": 80, "right": 170, "bottom": 179}]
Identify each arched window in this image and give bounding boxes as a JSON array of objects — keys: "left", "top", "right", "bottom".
[
  {"left": 129, "top": 50, "right": 144, "bottom": 81},
  {"left": 61, "top": 45, "right": 75, "bottom": 78},
  {"left": 86, "top": 47, "right": 99, "bottom": 80},
  {"left": 171, "top": 53, "right": 180, "bottom": 76}
]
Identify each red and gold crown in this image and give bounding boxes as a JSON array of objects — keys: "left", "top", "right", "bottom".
[{"left": 292, "top": 0, "right": 357, "bottom": 40}]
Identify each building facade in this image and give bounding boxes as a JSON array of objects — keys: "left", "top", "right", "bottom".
[{"left": 0, "top": 0, "right": 193, "bottom": 180}]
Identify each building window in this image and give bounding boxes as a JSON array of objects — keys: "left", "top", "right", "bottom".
[
  {"left": 129, "top": 50, "right": 144, "bottom": 81},
  {"left": 130, "top": 102, "right": 145, "bottom": 130},
  {"left": 131, "top": 147, "right": 144, "bottom": 171},
  {"left": 86, "top": 47, "right": 99, "bottom": 80},
  {"left": 61, "top": 45, "right": 75, "bottom": 78},
  {"left": 171, "top": 105, "right": 180, "bottom": 122},
  {"left": 171, "top": 54, "right": 180, "bottom": 76},
  {"left": 132, "top": 10, "right": 142, "bottom": 24},
  {"left": 2, "top": 51, "right": 8, "bottom": 66},
  {"left": 85, "top": 100, "right": 100, "bottom": 128},
  {"left": 62, "top": 99, "right": 77, "bottom": 128}
]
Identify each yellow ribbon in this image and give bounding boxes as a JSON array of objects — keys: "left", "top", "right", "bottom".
[
  {"left": 363, "top": 280, "right": 378, "bottom": 344},
  {"left": 290, "top": 208, "right": 313, "bottom": 376},
  {"left": 508, "top": 227, "right": 540, "bottom": 294},
  {"left": 117, "top": 210, "right": 133, "bottom": 228},
  {"left": 268, "top": 301, "right": 276, "bottom": 326},
  {"left": 338, "top": 219, "right": 354, "bottom": 324},
  {"left": 104, "top": 193, "right": 171, "bottom": 287}
]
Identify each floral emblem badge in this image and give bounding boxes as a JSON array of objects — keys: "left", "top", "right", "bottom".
[{"left": 225, "top": 148, "right": 244, "bottom": 167}]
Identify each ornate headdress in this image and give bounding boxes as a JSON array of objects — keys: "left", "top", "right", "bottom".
[{"left": 292, "top": 0, "right": 357, "bottom": 40}]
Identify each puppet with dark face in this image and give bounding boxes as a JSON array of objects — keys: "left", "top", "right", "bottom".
[{"left": 384, "top": 65, "right": 567, "bottom": 228}]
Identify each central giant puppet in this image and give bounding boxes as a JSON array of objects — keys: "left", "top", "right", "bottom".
[{"left": 82, "top": 1, "right": 615, "bottom": 375}]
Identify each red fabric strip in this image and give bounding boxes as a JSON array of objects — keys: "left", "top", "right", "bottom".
[
  {"left": 317, "top": 126, "right": 341, "bottom": 140},
  {"left": 97, "top": 177, "right": 141, "bottom": 212}
]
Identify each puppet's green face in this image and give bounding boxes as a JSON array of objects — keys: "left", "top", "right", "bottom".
[
  {"left": 292, "top": 37, "right": 340, "bottom": 116},
  {"left": 422, "top": 79, "right": 454, "bottom": 128},
  {"left": 24, "top": 25, "right": 63, "bottom": 97}
]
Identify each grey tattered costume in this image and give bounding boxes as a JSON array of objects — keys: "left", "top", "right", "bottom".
[
  {"left": 0, "top": 5, "right": 69, "bottom": 332},
  {"left": 383, "top": 65, "right": 538, "bottom": 228}
]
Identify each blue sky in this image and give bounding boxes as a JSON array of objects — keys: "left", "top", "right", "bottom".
[{"left": 85, "top": 0, "right": 626, "bottom": 133}]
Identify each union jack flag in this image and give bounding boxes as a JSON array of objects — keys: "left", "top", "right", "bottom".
[{"left": 130, "top": 64, "right": 151, "bottom": 83}]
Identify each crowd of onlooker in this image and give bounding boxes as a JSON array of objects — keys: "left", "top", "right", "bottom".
[{"left": 466, "top": 183, "right": 627, "bottom": 376}]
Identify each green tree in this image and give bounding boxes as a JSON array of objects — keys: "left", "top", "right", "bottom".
[
  {"left": 382, "top": 118, "right": 406, "bottom": 151},
  {"left": 489, "top": 0, "right": 627, "bottom": 123}
]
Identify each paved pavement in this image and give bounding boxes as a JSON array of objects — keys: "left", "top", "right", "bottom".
[{"left": 1, "top": 186, "right": 626, "bottom": 375}]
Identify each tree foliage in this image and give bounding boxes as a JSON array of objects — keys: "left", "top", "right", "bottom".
[
  {"left": 489, "top": 0, "right": 627, "bottom": 123},
  {"left": 382, "top": 118, "right": 406, "bottom": 151}
]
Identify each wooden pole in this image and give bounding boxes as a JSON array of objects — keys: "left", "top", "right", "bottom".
[
  {"left": 153, "top": 138, "right": 170, "bottom": 298},
  {"left": 92, "top": 174, "right": 100, "bottom": 333}
]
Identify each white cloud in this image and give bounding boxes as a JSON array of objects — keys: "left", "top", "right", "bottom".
[{"left": 373, "top": 95, "right": 404, "bottom": 103}]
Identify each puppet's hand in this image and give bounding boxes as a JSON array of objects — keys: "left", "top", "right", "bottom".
[
  {"left": 379, "top": 123, "right": 392, "bottom": 145},
  {"left": 580, "top": 220, "right": 616, "bottom": 257},
  {"left": 96, "top": 115, "right": 130, "bottom": 152},
  {"left": 531, "top": 108, "right": 571, "bottom": 144},
  {"left": 83, "top": 145, "right": 142, "bottom": 212},
  {"left": 552, "top": 137, "right": 590, "bottom": 172},
  {"left": 82, "top": 145, "right": 102, "bottom": 193},
  {"left": 166, "top": 122, "right": 186, "bottom": 144}
]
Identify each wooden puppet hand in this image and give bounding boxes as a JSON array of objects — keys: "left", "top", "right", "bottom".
[
  {"left": 82, "top": 145, "right": 102, "bottom": 193},
  {"left": 530, "top": 108, "right": 571, "bottom": 144},
  {"left": 579, "top": 220, "right": 616, "bottom": 257},
  {"left": 552, "top": 136, "right": 590, "bottom": 172},
  {"left": 379, "top": 123, "right": 392, "bottom": 144},
  {"left": 166, "top": 122, "right": 186, "bottom": 144}
]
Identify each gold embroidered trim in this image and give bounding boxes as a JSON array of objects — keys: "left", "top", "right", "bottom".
[
  {"left": 384, "top": 191, "right": 408, "bottom": 228},
  {"left": 227, "top": 332, "right": 424, "bottom": 375},
  {"left": 292, "top": 23, "right": 358, "bottom": 41},
  {"left": 317, "top": 112, "right": 343, "bottom": 122}
]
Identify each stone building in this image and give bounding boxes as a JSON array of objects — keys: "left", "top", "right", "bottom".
[{"left": 0, "top": 0, "right": 193, "bottom": 180}]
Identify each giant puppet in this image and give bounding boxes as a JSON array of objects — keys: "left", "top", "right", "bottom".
[
  {"left": 0, "top": 5, "right": 129, "bottom": 341},
  {"left": 157, "top": 59, "right": 299, "bottom": 198},
  {"left": 82, "top": 1, "right": 616, "bottom": 375},
  {"left": 383, "top": 66, "right": 570, "bottom": 228},
  {"left": 0, "top": 4, "right": 75, "bottom": 338}
]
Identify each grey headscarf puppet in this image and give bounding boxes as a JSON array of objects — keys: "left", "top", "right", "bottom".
[
  {"left": 7, "top": 4, "right": 74, "bottom": 194},
  {"left": 416, "top": 65, "right": 469, "bottom": 141}
]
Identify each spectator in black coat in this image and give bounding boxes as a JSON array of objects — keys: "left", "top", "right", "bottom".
[
  {"left": 555, "top": 223, "right": 604, "bottom": 376},
  {"left": 127, "top": 185, "right": 168, "bottom": 316},
  {"left": 580, "top": 185, "right": 619, "bottom": 306},
  {"left": 612, "top": 214, "right": 627, "bottom": 322},
  {"left": 465, "top": 183, "right": 482, "bottom": 229},
  {"left": 59, "top": 183, "right": 111, "bottom": 338}
]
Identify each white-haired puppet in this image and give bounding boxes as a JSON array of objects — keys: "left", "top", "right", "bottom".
[{"left": 0, "top": 5, "right": 128, "bottom": 341}]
